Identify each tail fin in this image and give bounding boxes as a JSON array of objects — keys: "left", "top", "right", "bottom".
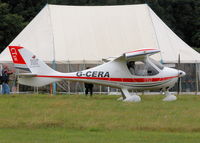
[
  {"left": 9, "top": 46, "right": 57, "bottom": 74},
  {"left": 8, "top": 46, "right": 60, "bottom": 87}
]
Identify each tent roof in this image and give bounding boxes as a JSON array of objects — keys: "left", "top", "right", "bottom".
[{"left": 0, "top": 4, "right": 200, "bottom": 63}]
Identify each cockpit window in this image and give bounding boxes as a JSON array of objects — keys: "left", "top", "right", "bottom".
[
  {"left": 127, "top": 59, "right": 159, "bottom": 76},
  {"left": 149, "top": 58, "right": 164, "bottom": 70}
]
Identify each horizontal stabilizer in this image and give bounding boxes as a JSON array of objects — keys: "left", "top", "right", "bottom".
[
  {"left": 17, "top": 73, "right": 37, "bottom": 77},
  {"left": 18, "top": 77, "right": 61, "bottom": 87}
]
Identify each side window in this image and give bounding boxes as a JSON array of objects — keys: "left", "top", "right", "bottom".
[
  {"left": 127, "top": 61, "right": 136, "bottom": 75},
  {"left": 127, "top": 60, "right": 158, "bottom": 76}
]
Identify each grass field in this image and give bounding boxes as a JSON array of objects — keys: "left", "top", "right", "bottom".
[{"left": 0, "top": 94, "right": 200, "bottom": 143}]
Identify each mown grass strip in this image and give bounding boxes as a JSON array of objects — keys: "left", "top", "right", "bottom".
[{"left": 0, "top": 94, "right": 200, "bottom": 142}]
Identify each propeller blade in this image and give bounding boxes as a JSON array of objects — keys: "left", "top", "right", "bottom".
[{"left": 177, "top": 77, "right": 180, "bottom": 94}]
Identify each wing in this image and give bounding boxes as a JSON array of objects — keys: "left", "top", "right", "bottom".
[{"left": 115, "top": 49, "right": 160, "bottom": 62}]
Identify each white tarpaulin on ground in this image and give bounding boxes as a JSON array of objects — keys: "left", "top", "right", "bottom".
[{"left": 0, "top": 4, "right": 200, "bottom": 63}]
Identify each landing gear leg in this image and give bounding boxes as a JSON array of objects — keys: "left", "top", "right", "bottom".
[
  {"left": 163, "top": 90, "right": 177, "bottom": 101},
  {"left": 120, "top": 88, "right": 141, "bottom": 102}
]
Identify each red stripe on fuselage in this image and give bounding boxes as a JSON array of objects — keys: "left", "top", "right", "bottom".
[{"left": 36, "top": 75, "right": 177, "bottom": 82}]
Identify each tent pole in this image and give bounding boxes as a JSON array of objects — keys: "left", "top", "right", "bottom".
[
  {"left": 107, "top": 87, "right": 110, "bottom": 95},
  {"left": 37, "top": 87, "right": 39, "bottom": 94},
  {"left": 16, "top": 69, "right": 19, "bottom": 93},
  {"left": 180, "top": 78, "right": 182, "bottom": 94},
  {"left": 99, "top": 63, "right": 102, "bottom": 95},
  {"left": 83, "top": 60, "right": 86, "bottom": 94},
  {"left": 52, "top": 60, "right": 56, "bottom": 95},
  {"left": 50, "top": 83, "right": 53, "bottom": 95},
  {"left": 100, "top": 85, "right": 102, "bottom": 95},
  {"left": 34, "top": 86, "right": 36, "bottom": 94},
  {"left": 195, "top": 63, "right": 199, "bottom": 95},
  {"left": 67, "top": 61, "right": 71, "bottom": 94}
]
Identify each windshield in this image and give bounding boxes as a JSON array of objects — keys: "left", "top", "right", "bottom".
[{"left": 149, "top": 57, "right": 164, "bottom": 70}]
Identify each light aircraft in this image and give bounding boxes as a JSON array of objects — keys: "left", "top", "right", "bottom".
[{"left": 8, "top": 46, "right": 185, "bottom": 102}]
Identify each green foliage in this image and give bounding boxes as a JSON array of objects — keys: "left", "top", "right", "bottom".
[
  {"left": 0, "top": 0, "right": 199, "bottom": 52},
  {"left": 0, "top": 2, "right": 24, "bottom": 52}
]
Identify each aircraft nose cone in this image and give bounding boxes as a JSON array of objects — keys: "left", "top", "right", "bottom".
[{"left": 178, "top": 70, "right": 186, "bottom": 77}]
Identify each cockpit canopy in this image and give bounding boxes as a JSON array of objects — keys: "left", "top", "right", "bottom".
[{"left": 127, "top": 57, "right": 164, "bottom": 76}]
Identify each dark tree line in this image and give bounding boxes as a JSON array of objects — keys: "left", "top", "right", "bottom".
[{"left": 0, "top": 0, "right": 199, "bottom": 53}]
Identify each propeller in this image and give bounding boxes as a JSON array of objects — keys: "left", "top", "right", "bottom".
[{"left": 177, "top": 54, "right": 181, "bottom": 94}]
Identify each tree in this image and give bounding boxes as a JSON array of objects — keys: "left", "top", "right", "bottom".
[{"left": 0, "top": 3, "right": 24, "bottom": 52}]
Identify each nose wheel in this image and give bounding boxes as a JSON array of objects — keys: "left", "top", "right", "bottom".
[{"left": 163, "top": 90, "right": 177, "bottom": 101}]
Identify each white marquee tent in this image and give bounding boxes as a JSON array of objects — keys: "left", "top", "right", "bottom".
[{"left": 0, "top": 4, "right": 200, "bottom": 64}]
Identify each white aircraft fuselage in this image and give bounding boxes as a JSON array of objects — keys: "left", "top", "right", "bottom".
[{"left": 9, "top": 46, "right": 185, "bottom": 102}]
